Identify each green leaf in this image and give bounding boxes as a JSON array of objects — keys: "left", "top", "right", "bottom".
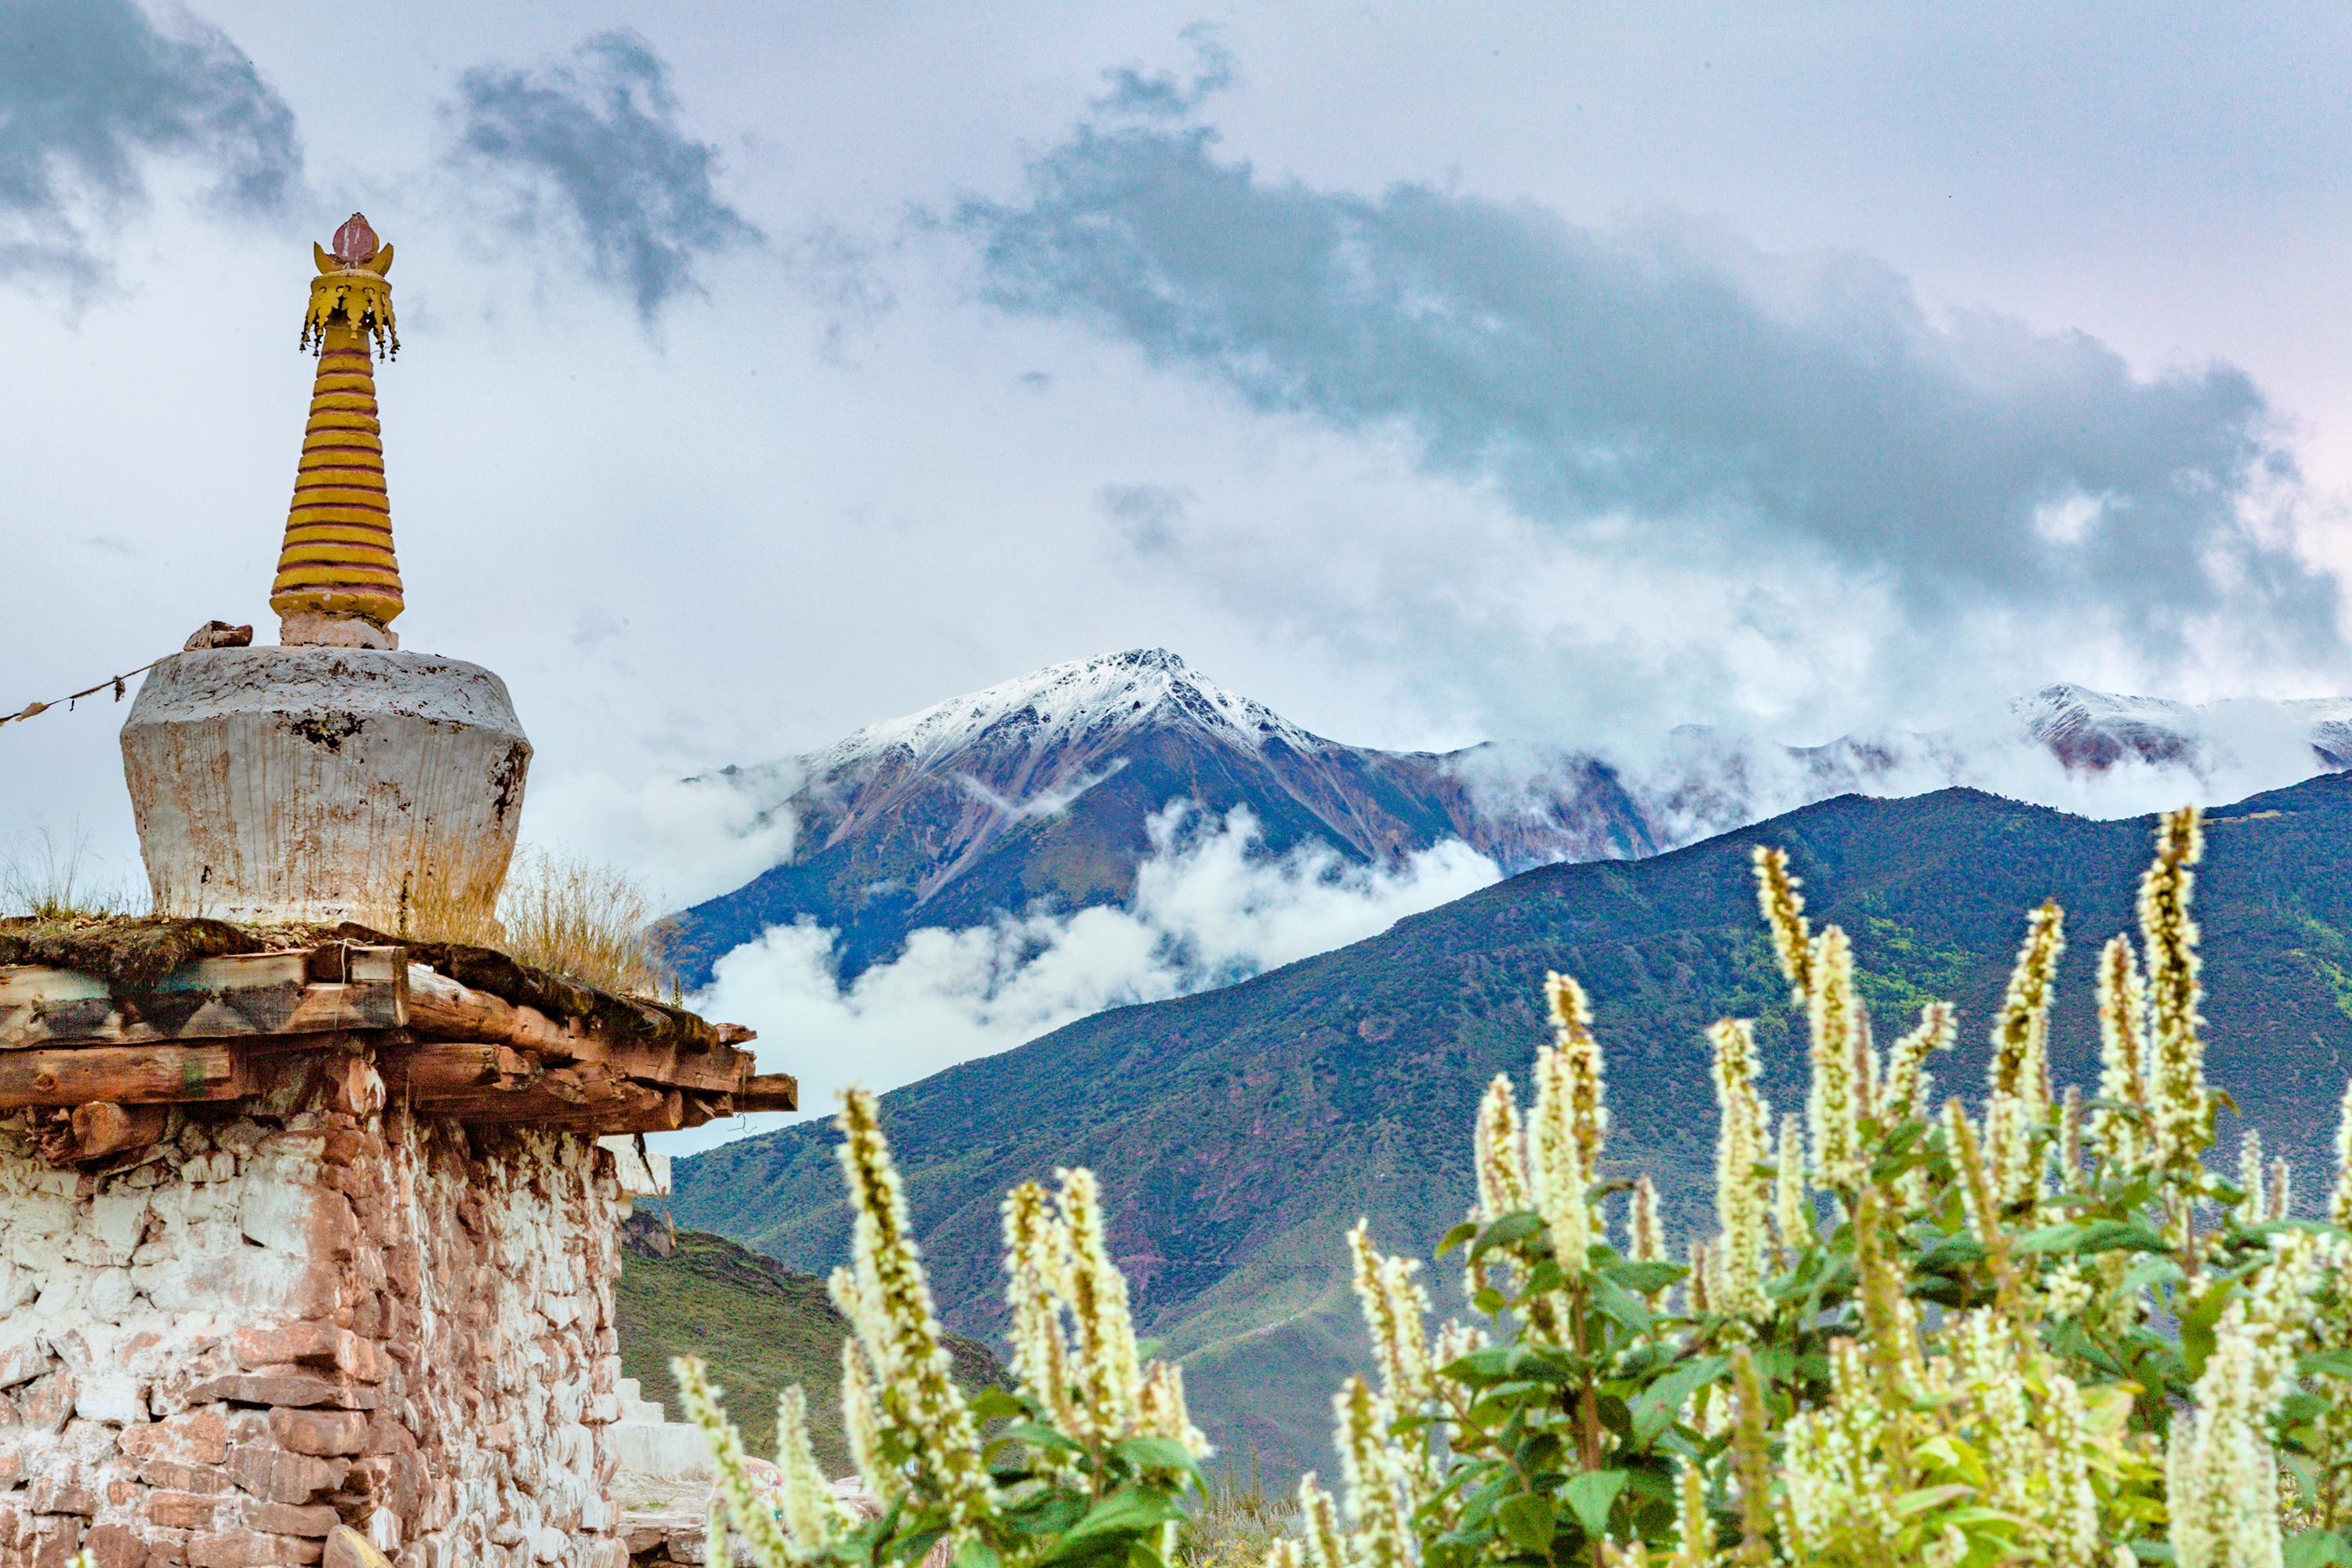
[
  {"left": 1603, "top": 1259, "right": 1686, "bottom": 1294},
  {"left": 1912, "top": 1235, "right": 1987, "bottom": 1272},
  {"left": 1472, "top": 1212, "right": 1547, "bottom": 1259},
  {"left": 1561, "top": 1470, "right": 1628, "bottom": 1537},
  {"left": 1040, "top": 1486, "right": 1183, "bottom": 1564},
  {"left": 2281, "top": 1392, "right": 2329, "bottom": 1428},
  {"left": 2013, "top": 1223, "right": 2089, "bottom": 1254},
  {"left": 2049, "top": 1319, "right": 2124, "bottom": 1379},
  {"left": 1004, "top": 1421, "right": 1086, "bottom": 1455},
  {"left": 1496, "top": 1493, "right": 1554, "bottom": 1552},
  {"left": 2300, "top": 1349, "right": 2352, "bottom": 1381},
  {"left": 1890, "top": 1484, "right": 1973, "bottom": 1517},
  {"left": 2067, "top": 1218, "right": 2168, "bottom": 1255},
  {"left": 1449, "top": 1345, "right": 1524, "bottom": 1383},
  {"left": 1512, "top": 1432, "right": 1566, "bottom": 1474},
  {"left": 1589, "top": 1273, "right": 1653, "bottom": 1332},
  {"left": 1003, "top": 1489, "right": 1089, "bottom": 1536},
  {"left": 2119, "top": 1255, "right": 2187, "bottom": 1295},
  {"left": 1437, "top": 1219, "right": 1480, "bottom": 1257},
  {"left": 2180, "top": 1282, "right": 2234, "bottom": 1378},
  {"left": 1631, "top": 1356, "right": 1730, "bottom": 1445},
  {"left": 968, "top": 1388, "right": 1028, "bottom": 1423},
  {"left": 954, "top": 1541, "right": 1004, "bottom": 1568},
  {"left": 2284, "top": 1533, "right": 2352, "bottom": 1568},
  {"left": 1111, "top": 1436, "right": 1203, "bottom": 1481}
]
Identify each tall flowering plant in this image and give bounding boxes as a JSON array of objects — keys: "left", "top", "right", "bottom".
[
  {"left": 677, "top": 806, "right": 2352, "bottom": 1568},
  {"left": 1295, "top": 808, "right": 2352, "bottom": 1568},
  {"left": 673, "top": 1087, "right": 1210, "bottom": 1568}
]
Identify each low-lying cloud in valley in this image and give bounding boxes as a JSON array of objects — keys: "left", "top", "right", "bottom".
[{"left": 681, "top": 801, "right": 1498, "bottom": 1144}]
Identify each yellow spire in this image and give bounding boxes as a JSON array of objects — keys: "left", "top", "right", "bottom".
[{"left": 271, "top": 212, "right": 405, "bottom": 644}]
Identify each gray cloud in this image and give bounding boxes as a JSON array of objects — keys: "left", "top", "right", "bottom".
[
  {"left": 959, "top": 70, "right": 2343, "bottom": 668},
  {"left": 1094, "top": 483, "right": 1191, "bottom": 554},
  {"left": 1094, "top": 26, "right": 1237, "bottom": 121},
  {"left": 445, "top": 31, "right": 760, "bottom": 321},
  {"left": 0, "top": 0, "right": 299, "bottom": 287}
]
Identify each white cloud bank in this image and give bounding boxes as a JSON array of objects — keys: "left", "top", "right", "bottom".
[
  {"left": 670, "top": 802, "right": 1498, "bottom": 1149},
  {"left": 520, "top": 768, "right": 797, "bottom": 910}
]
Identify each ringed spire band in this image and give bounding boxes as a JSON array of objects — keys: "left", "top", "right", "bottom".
[{"left": 270, "top": 212, "right": 405, "bottom": 638}]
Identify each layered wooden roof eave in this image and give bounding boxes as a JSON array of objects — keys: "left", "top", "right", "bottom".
[{"left": 0, "top": 937, "right": 795, "bottom": 1157}]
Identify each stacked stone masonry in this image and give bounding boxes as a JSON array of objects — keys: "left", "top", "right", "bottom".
[{"left": 0, "top": 1054, "right": 629, "bottom": 1568}]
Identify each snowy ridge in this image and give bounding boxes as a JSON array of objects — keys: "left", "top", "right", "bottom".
[
  {"left": 663, "top": 649, "right": 2352, "bottom": 991},
  {"left": 796, "top": 648, "right": 1327, "bottom": 780},
  {"left": 1434, "top": 681, "right": 2352, "bottom": 863},
  {"left": 725, "top": 653, "right": 2352, "bottom": 838},
  {"left": 2016, "top": 683, "right": 2352, "bottom": 771}
]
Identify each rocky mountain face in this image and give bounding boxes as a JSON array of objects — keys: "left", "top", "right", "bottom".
[
  {"left": 670, "top": 772, "right": 2352, "bottom": 1482},
  {"left": 659, "top": 648, "right": 1651, "bottom": 983},
  {"left": 659, "top": 650, "right": 2352, "bottom": 986}
]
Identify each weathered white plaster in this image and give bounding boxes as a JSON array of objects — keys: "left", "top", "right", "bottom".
[
  {"left": 0, "top": 1089, "right": 627, "bottom": 1568},
  {"left": 119, "top": 648, "right": 531, "bottom": 928}
]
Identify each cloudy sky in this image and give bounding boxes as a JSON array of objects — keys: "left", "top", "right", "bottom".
[{"left": 7, "top": 3, "right": 2352, "bottom": 1000}]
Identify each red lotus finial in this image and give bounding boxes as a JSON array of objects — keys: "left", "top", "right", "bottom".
[{"left": 331, "top": 213, "right": 379, "bottom": 266}]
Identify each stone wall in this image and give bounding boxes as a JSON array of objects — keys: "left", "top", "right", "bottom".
[{"left": 0, "top": 1058, "right": 626, "bottom": 1568}]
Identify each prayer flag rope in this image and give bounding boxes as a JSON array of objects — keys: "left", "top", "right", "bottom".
[{"left": 2, "top": 657, "right": 165, "bottom": 728}]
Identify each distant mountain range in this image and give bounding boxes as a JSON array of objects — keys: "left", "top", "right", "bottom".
[
  {"left": 659, "top": 648, "right": 2352, "bottom": 985},
  {"left": 670, "top": 772, "right": 2352, "bottom": 1481}
]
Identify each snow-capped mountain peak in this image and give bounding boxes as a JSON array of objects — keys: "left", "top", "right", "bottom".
[
  {"left": 664, "top": 652, "right": 2352, "bottom": 988},
  {"left": 803, "top": 648, "right": 1325, "bottom": 778},
  {"left": 2011, "top": 682, "right": 2352, "bottom": 773}
]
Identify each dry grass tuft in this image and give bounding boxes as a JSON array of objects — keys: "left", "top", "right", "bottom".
[
  {"left": 488, "top": 848, "right": 676, "bottom": 1000},
  {"left": 1178, "top": 1459, "right": 1298, "bottom": 1568},
  {"left": 0, "top": 830, "right": 140, "bottom": 920}
]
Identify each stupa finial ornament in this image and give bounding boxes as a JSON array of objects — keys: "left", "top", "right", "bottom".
[
  {"left": 272, "top": 212, "right": 405, "bottom": 648},
  {"left": 122, "top": 210, "right": 531, "bottom": 929}
]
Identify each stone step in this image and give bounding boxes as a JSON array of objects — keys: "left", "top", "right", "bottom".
[
  {"left": 614, "top": 1377, "right": 668, "bottom": 1423},
  {"left": 612, "top": 1419, "right": 711, "bottom": 1482}
]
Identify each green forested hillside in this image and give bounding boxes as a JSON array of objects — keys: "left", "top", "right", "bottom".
[
  {"left": 613, "top": 1220, "right": 1006, "bottom": 1468},
  {"left": 672, "top": 776, "right": 2352, "bottom": 1478}
]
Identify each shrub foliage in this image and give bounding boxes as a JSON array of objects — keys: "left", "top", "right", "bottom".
[{"left": 677, "top": 805, "right": 2352, "bottom": 1568}]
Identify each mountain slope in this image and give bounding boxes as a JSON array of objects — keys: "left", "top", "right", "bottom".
[
  {"left": 661, "top": 648, "right": 1652, "bottom": 983},
  {"left": 659, "top": 650, "right": 2352, "bottom": 988},
  {"left": 670, "top": 773, "right": 2352, "bottom": 1477},
  {"left": 612, "top": 1217, "right": 1006, "bottom": 1468}
]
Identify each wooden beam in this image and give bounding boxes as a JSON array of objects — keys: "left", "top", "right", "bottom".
[
  {"left": 735, "top": 1073, "right": 798, "bottom": 1112},
  {"left": 0, "top": 943, "right": 769, "bottom": 1129},
  {"left": 403, "top": 964, "right": 750, "bottom": 1094},
  {"left": 677, "top": 1091, "right": 735, "bottom": 1128},
  {"left": 403, "top": 964, "right": 579, "bottom": 1055},
  {"left": 0, "top": 947, "right": 405, "bottom": 1050},
  {"left": 378, "top": 1041, "right": 539, "bottom": 1098},
  {"left": 0, "top": 1044, "right": 249, "bottom": 1109},
  {"left": 597, "top": 1038, "right": 746, "bottom": 1095},
  {"left": 407, "top": 1080, "right": 684, "bottom": 1134}
]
